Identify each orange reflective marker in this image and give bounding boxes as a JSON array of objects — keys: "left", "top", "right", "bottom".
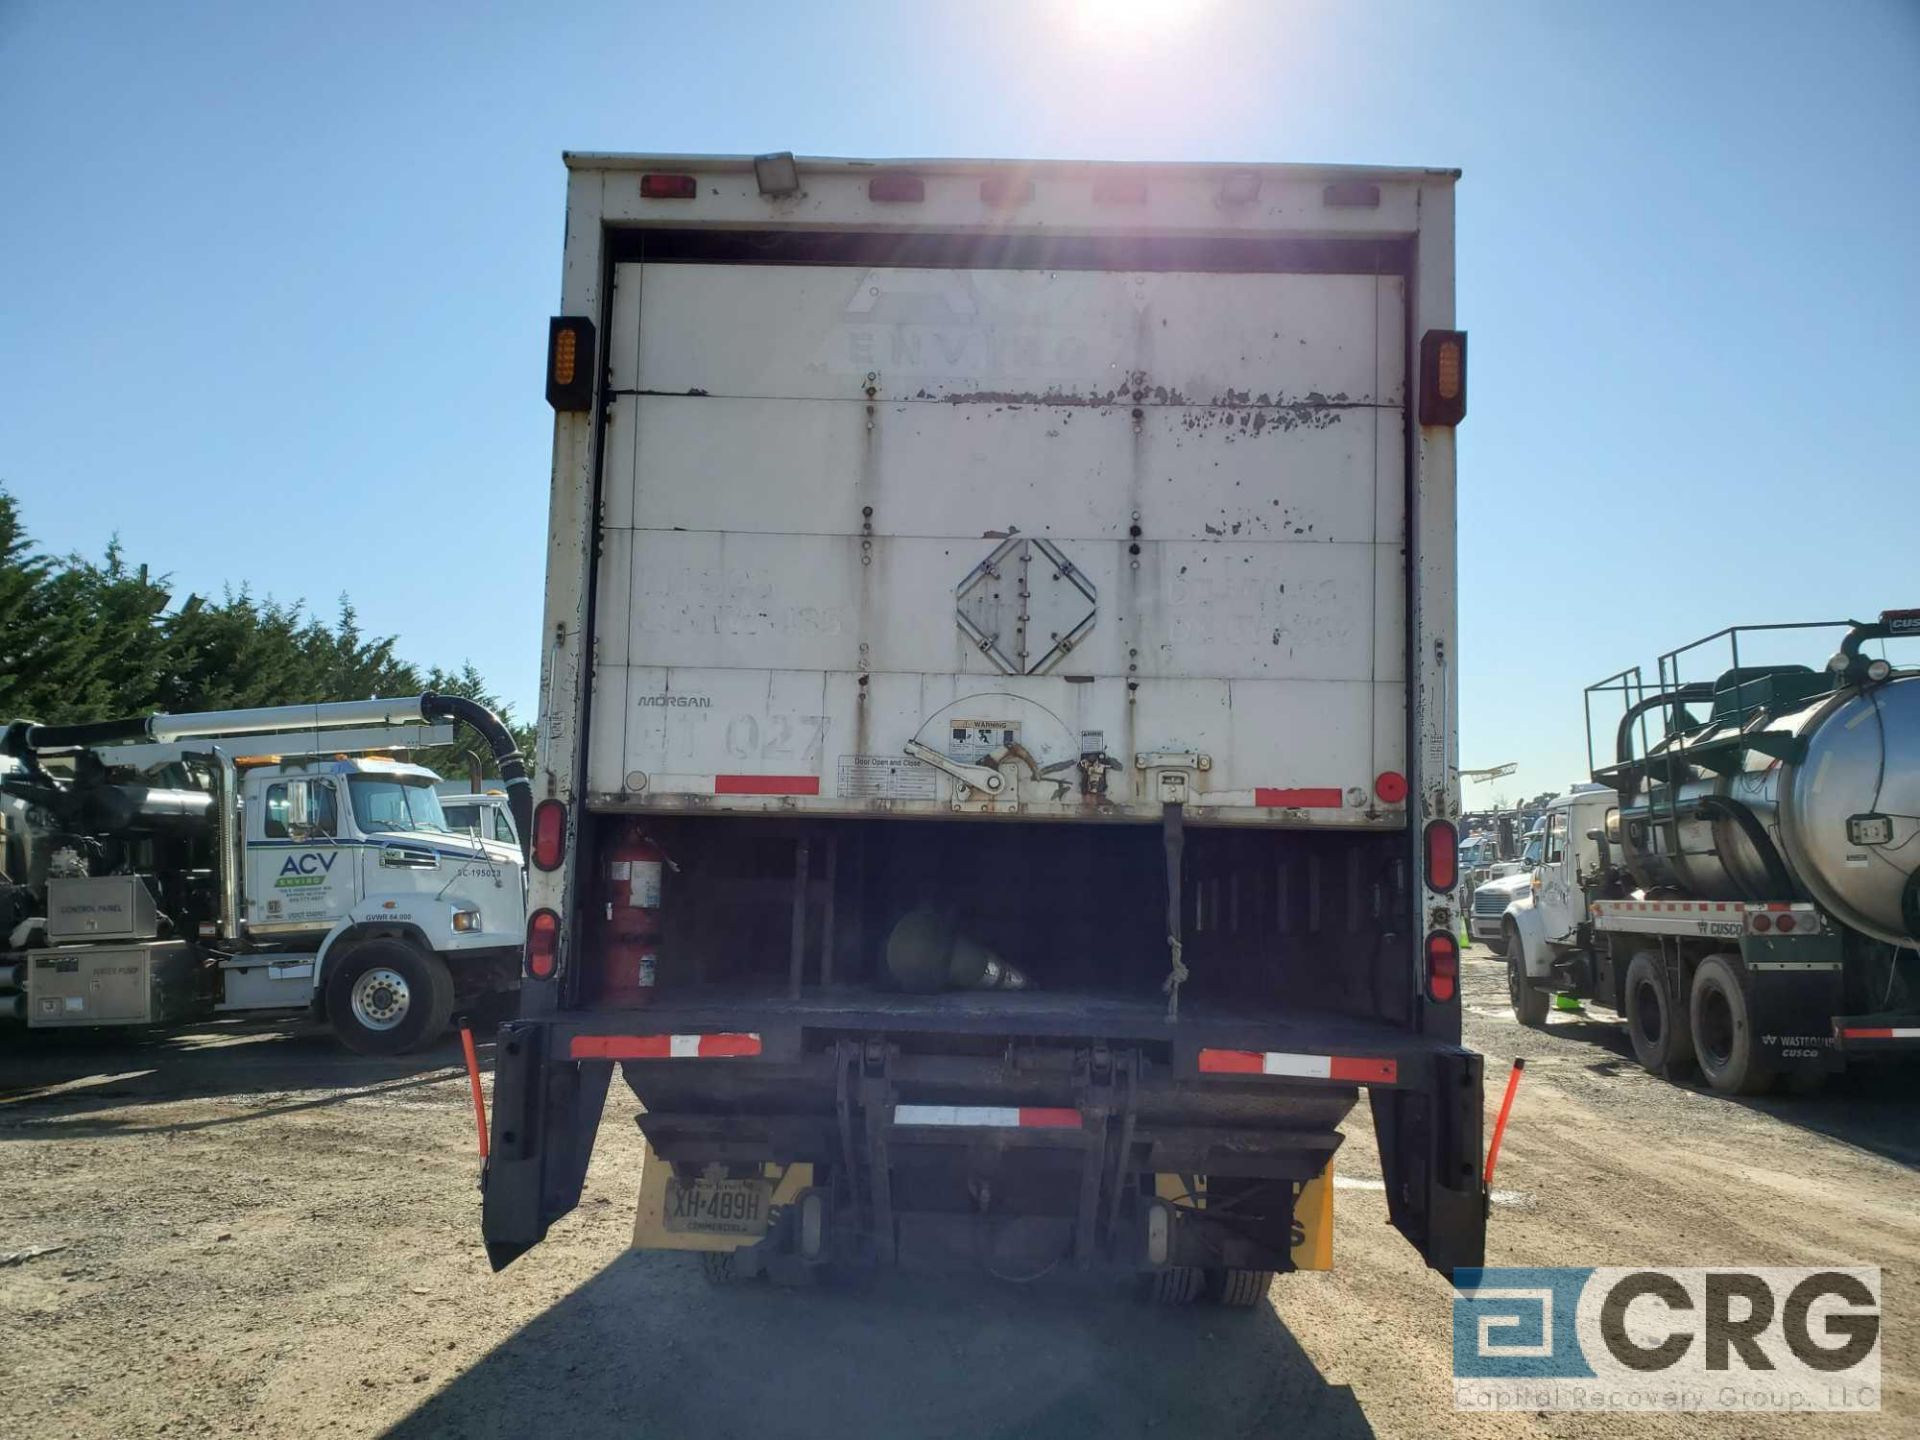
[
  {"left": 460, "top": 1025, "right": 489, "bottom": 1161},
  {"left": 1482, "top": 1058, "right": 1526, "bottom": 1188}
]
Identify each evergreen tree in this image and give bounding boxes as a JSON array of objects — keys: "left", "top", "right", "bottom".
[{"left": 0, "top": 485, "right": 534, "bottom": 772}]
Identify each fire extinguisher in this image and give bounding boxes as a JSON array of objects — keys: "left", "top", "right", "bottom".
[{"left": 601, "top": 830, "right": 665, "bottom": 1005}]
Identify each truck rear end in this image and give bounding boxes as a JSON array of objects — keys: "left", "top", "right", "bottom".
[{"left": 484, "top": 154, "right": 1483, "bottom": 1289}]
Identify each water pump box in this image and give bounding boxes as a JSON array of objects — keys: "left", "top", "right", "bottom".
[
  {"left": 45, "top": 876, "right": 159, "bottom": 942},
  {"left": 27, "top": 941, "right": 201, "bottom": 1027}
]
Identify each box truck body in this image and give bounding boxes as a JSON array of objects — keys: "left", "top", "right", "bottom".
[{"left": 485, "top": 154, "right": 1483, "bottom": 1288}]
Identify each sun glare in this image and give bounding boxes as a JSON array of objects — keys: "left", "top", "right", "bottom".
[{"left": 1064, "top": 0, "right": 1210, "bottom": 43}]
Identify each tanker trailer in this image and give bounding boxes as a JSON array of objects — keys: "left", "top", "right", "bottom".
[{"left": 1498, "top": 612, "right": 1920, "bottom": 1094}]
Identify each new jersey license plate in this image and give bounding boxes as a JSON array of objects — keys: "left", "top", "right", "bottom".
[{"left": 661, "top": 1177, "right": 773, "bottom": 1237}]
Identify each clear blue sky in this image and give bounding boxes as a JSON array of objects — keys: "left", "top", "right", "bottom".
[{"left": 3, "top": 0, "right": 1916, "bottom": 799}]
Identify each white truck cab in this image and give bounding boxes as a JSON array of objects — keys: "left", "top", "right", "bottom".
[
  {"left": 438, "top": 789, "right": 521, "bottom": 849},
  {"left": 1482, "top": 787, "right": 1614, "bottom": 1021},
  {"left": 244, "top": 757, "right": 521, "bottom": 949},
  {"left": 2, "top": 696, "right": 531, "bottom": 1053},
  {"left": 1466, "top": 829, "right": 1545, "bottom": 952},
  {"left": 232, "top": 756, "right": 525, "bottom": 1049}
]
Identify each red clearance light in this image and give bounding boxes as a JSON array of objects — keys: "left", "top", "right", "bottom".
[
  {"left": 531, "top": 799, "right": 566, "bottom": 872},
  {"left": 1418, "top": 330, "right": 1468, "bottom": 426},
  {"left": 1425, "top": 819, "right": 1459, "bottom": 894},
  {"left": 639, "top": 173, "right": 698, "bottom": 199},
  {"left": 868, "top": 172, "right": 924, "bottom": 203},
  {"left": 1092, "top": 175, "right": 1148, "bottom": 205},
  {"left": 979, "top": 175, "right": 1033, "bottom": 206},
  {"left": 525, "top": 908, "right": 560, "bottom": 979},
  {"left": 1323, "top": 181, "right": 1381, "bottom": 209},
  {"left": 1426, "top": 931, "right": 1459, "bottom": 1003}
]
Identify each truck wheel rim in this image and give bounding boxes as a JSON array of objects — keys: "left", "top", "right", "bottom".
[
  {"left": 351, "top": 967, "right": 411, "bottom": 1031},
  {"left": 1698, "top": 984, "right": 1734, "bottom": 1067},
  {"left": 1632, "top": 979, "right": 1663, "bottom": 1046}
]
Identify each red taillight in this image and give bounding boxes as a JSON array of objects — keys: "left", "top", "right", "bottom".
[
  {"left": 1426, "top": 931, "right": 1459, "bottom": 1003},
  {"left": 526, "top": 908, "right": 559, "bottom": 979},
  {"left": 1092, "top": 175, "right": 1148, "bottom": 205},
  {"left": 979, "top": 175, "right": 1032, "bottom": 206},
  {"left": 1775, "top": 913, "right": 1796, "bottom": 934},
  {"left": 531, "top": 799, "right": 566, "bottom": 872},
  {"left": 639, "top": 173, "right": 698, "bottom": 199},
  {"left": 1425, "top": 819, "right": 1459, "bottom": 894},
  {"left": 1751, "top": 912, "right": 1774, "bottom": 934},
  {"left": 868, "top": 172, "right": 924, "bottom": 203}
]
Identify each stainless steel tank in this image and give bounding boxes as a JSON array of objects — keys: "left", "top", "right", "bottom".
[{"left": 1619, "top": 675, "right": 1920, "bottom": 943}]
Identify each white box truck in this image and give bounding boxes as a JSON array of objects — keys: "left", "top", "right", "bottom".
[{"left": 485, "top": 153, "right": 1482, "bottom": 1295}]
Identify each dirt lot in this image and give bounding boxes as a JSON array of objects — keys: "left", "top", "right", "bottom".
[{"left": 2, "top": 949, "right": 1914, "bottom": 1439}]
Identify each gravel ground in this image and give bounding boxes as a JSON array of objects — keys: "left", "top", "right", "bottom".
[{"left": 1, "top": 949, "right": 1913, "bottom": 1438}]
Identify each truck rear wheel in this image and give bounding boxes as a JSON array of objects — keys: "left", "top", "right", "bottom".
[
  {"left": 1143, "top": 1266, "right": 1205, "bottom": 1305},
  {"left": 1507, "top": 938, "right": 1549, "bottom": 1027},
  {"left": 1211, "top": 1268, "right": 1274, "bottom": 1308},
  {"left": 325, "top": 938, "right": 454, "bottom": 1056},
  {"left": 1624, "top": 950, "right": 1693, "bottom": 1078},
  {"left": 1690, "top": 954, "right": 1772, "bottom": 1096}
]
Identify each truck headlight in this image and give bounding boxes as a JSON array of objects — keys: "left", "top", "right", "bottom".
[{"left": 452, "top": 909, "right": 481, "bottom": 934}]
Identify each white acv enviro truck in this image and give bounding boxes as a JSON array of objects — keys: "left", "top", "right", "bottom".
[
  {"left": 0, "top": 696, "right": 530, "bottom": 1053},
  {"left": 484, "top": 152, "right": 1482, "bottom": 1299}
]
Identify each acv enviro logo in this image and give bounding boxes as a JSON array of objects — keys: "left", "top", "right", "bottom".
[{"left": 1453, "top": 1266, "right": 1880, "bottom": 1412}]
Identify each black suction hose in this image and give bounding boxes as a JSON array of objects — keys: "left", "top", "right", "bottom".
[{"left": 423, "top": 693, "right": 531, "bottom": 863}]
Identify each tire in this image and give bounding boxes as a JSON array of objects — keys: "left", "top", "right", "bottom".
[
  {"left": 325, "top": 938, "right": 454, "bottom": 1056},
  {"left": 1690, "top": 953, "right": 1773, "bottom": 1096},
  {"left": 1143, "top": 1265, "right": 1205, "bottom": 1306},
  {"left": 1212, "top": 1268, "right": 1274, "bottom": 1308},
  {"left": 1624, "top": 950, "right": 1694, "bottom": 1077},
  {"left": 1508, "top": 937, "right": 1549, "bottom": 1028},
  {"left": 1485, "top": 927, "right": 1509, "bottom": 959}
]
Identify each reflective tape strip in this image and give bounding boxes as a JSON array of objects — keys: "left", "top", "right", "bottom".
[
  {"left": 1198, "top": 1048, "right": 1398, "bottom": 1084},
  {"left": 714, "top": 774, "right": 820, "bottom": 795},
  {"left": 570, "top": 1033, "right": 762, "bottom": 1060},
  {"left": 892, "top": 1105, "right": 1082, "bottom": 1129},
  {"left": 1255, "top": 787, "right": 1344, "bottom": 808},
  {"left": 1841, "top": 1027, "right": 1920, "bottom": 1040}
]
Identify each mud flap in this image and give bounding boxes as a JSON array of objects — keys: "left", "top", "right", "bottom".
[
  {"left": 481, "top": 1021, "right": 611, "bottom": 1271},
  {"left": 1370, "top": 1047, "right": 1485, "bottom": 1276}
]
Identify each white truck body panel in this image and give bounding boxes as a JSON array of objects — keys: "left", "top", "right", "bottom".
[{"left": 548, "top": 157, "right": 1456, "bottom": 833}]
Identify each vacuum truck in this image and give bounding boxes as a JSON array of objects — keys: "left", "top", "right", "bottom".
[
  {"left": 480, "top": 151, "right": 1485, "bottom": 1300},
  {"left": 1500, "top": 614, "right": 1920, "bottom": 1093},
  {"left": 0, "top": 695, "right": 530, "bottom": 1053}
]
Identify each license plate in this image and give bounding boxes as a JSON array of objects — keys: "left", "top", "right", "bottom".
[{"left": 661, "top": 1177, "right": 773, "bottom": 1236}]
